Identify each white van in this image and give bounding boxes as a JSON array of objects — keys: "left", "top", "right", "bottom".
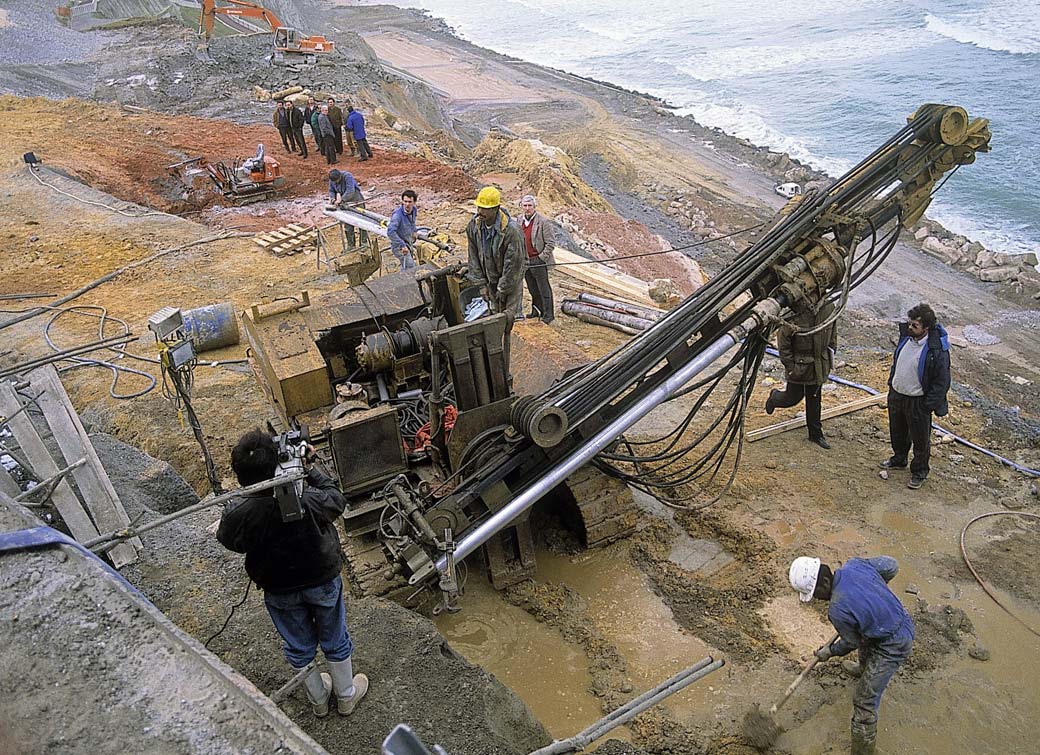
[{"left": 774, "top": 182, "right": 802, "bottom": 199}]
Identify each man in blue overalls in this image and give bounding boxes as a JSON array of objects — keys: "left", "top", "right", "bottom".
[{"left": 789, "top": 555, "right": 915, "bottom": 755}]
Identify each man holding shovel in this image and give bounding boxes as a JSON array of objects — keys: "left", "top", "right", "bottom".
[{"left": 788, "top": 556, "right": 915, "bottom": 755}]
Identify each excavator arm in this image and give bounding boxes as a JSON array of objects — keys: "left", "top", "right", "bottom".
[{"left": 199, "top": 0, "right": 284, "bottom": 41}]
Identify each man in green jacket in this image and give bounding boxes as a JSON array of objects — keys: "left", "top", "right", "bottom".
[
  {"left": 765, "top": 301, "right": 838, "bottom": 449},
  {"left": 466, "top": 186, "right": 525, "bottom": 368}
]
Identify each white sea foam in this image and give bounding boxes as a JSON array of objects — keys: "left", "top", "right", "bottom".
[
  {"left": 927, "top": 205, "right": 1038, "bottom": 259},
  {"left": 672, "top": 29, "right": 921, "bottom": 82},
  {"left": 672, "top": 101, "right": 852, "bottom": 177},
  {"left": 924, "top": 12, "right": 1040, "bottom": 56}
]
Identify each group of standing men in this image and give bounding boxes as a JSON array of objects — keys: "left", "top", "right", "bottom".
[
  {"left": 766, "top": 301, "right": 950, "bottom": 490},
  {"left": 274, "top": 97, "right": 373, "bottom": 166},
  {"left": 466, "top": 188, "right": 556, "bottom": 328}
]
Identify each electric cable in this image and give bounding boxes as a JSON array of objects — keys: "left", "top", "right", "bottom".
[
  {"left": 960, "top": 511, "right": 1040, "bottom": 638},
  {"left": 27, "top": 165, "right": 171, "bottom": 219},
  {"left": 204, "top": 576, "right": 252, "bottom": 649}
]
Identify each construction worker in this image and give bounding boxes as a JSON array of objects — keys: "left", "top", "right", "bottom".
[
  {"left": 309, "top": 100, "right": 323, "bottom": 154},
  {"left": 387, "top": 189, "right": 418, "bottom": 270},
  {"left": 880, "top": 303, "right": 951, "bottom": 489},
  {"left": 467, "top": 186, "right": 525, "bottom": 367},
  {"left": 273, "top": 100, "right": 296, "bottom": 154},
  {"left": 765, "top": 301, "right": 838, "bottom": 449},
  {"left": 328, "top": 169, "right": 366, "bottom": 248},
  {"left": 519, "top": 194, "right": 556, "bottom": 324},
  {"left": 288, "top": 100, "right": 308, "bottom": 159},
  {"left": 304, "top": 97, "right": 320, "bottom": 152},
  {"left": 789, "top": 556, "right": 914, "bottom": 755},
  {"left": 317, "top": 105, "right": 337, "bottom": 165},
  {"left": 346, "top": 105, "right": 373, "bottom": 161},
  {"left": 216, "top": 429, "right": 369, "bottom": 719},
  {"left": 327, "top": 98, "right": 345, "bottom": 156}
]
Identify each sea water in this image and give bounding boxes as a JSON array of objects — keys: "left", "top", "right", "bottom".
[{"left": 390, "top": 0, "right": 1040, "bottom": 257}]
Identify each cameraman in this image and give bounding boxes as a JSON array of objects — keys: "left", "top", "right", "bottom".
[{"left": 216, "top": 429, "right": 369, "bottom": 717}]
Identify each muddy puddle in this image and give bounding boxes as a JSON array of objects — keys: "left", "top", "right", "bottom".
[
  {"left": 437, "top": 502, "right": 1040, "bottom": 755},
  {"left": 435, "top": 543, "right": 722, "bottom": 743}
]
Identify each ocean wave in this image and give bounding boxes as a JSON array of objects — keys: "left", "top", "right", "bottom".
[
  {"left": 671, "top": 101, "right": 852, "bottom": 177},
  {"left": 924, "top": 13, "right": 1040, "bottom": 55},
  {"left": 669, "top": 28, "right": 921, "bottom": 81},
  {"left": 926, "top": 205, "right": 1038, "bottom": 259}
]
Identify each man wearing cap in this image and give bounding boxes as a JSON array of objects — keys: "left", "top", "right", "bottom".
[
  {"left": 466, "top": 186, "right": 525, "bottom": 367},
  {"left": 519, "top": 194, "right": 556, "bottom": 324},
  {"left": 328, "top": 169, "right": 365, "bottom": 248},
  {"left": 789, "top": 555, "right": 915, "bottom": 755}
]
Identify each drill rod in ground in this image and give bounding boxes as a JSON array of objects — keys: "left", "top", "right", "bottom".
[
  {"left": 84, "top": 471, "right": 305, "bottom": 552},
  {"left": 528, "top": 656, "right": 726, "bottom": 755},
  {"left": 270, "top": 660, "right": 319, "bottom": 704}
]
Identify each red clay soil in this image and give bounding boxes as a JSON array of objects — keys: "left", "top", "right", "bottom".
[
  {"left": 1, "top": 97, "right": 475, "bottom": 214},
  {"left": 558, "top": 207, "right": 705, "bottom": 295}
]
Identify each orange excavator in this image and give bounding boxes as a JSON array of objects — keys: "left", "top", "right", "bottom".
[{"left": 198, "top": 0, "right": 335, "bottom": 66}]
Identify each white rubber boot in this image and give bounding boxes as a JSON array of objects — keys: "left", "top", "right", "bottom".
[
  {"left": 328, "top": 657, "right": 369, "bottom": 716},
  {"left": 296, "top": 666, "right": 332, "bottom": 717}
]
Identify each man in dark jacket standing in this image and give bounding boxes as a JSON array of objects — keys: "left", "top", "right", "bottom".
[
  {"left": 288, "top": 100, "right": 307, "bottom": 158},
  {"left": 765, "top": 302, "right": 838, "bottom": 449},
  {"left": 327, "top": 98, "right": 345, "bottom": 155},
  {"left": 518, "top": 194, "right": 555, "bottom": 324},
  {"left": 217, "top": 429, "right": 369, "bottom": 718},
  {"left": 880, "top": 303, "right": 951, "bottom": 489},
  {"left": 790, "top": 555, "right": 914, "bottom": 755},
  {"left": 273, "top": 100, "right": 296, "bottom": 153},
  {"left": 346, "top": 105, "right": 373, "bottom": 161},
  {"left": 467, "top": 186, "right": 525, "bottom": 369},
  {"left": 317, "top": 105, "right": 337, "bottom": 165}
]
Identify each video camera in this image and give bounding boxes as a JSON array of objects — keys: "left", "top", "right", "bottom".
[{"left": 270, "top": 425, "right": 311, "bottom": 523}]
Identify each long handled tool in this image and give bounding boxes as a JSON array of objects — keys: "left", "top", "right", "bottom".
[{"left": 742, "top": 632, "right": 839, "bottom": 750}]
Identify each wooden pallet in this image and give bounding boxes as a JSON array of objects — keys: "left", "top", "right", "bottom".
[{"left": 253, "top": 223, "right": 318, "bottom": 257}]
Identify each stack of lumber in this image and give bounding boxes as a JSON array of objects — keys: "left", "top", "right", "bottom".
[
  {"left": 552, "top": 248, "right": 659, "bottom": 308},
  {"left": 253, "top": 224, "right": 318, "bottom": 257}
]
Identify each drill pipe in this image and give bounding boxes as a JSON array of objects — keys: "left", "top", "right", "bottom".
[
  {"left": 528, "top": 656, "right": 725, "bottom": 755},
  {"left": 436, "top": 300, "right": 778, "bottom": 570}
]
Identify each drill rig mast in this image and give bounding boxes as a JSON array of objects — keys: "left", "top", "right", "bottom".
[{"left": 374, "top": 104, "right": 990, "bottom": 600}]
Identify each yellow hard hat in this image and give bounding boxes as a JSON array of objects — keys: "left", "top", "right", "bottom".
[{"left": 474, "top": 186, "right": 501, "bottom": 209}]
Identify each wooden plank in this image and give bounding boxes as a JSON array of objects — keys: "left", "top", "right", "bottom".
[
  {"left": 0, "top": 381, "right": 100, "bottom": 540},
  {"left": 28, "top": 366, "right": 139, "bottom": 566},
  {"left": 0, "top": 463, "right": 20, "bottom": 498},
  {"left": 552, "top": 248, "right": 657, "bottom": 307},
  {"left": 746, "top": 392, "right": 888, "bottom": 442}
]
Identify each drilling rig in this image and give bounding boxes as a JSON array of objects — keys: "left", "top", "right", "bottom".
[{"left": 243, "top": 104, "right": 989, "bottom": 610}]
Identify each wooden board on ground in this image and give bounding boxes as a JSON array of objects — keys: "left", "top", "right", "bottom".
[
  {"left": 0, "top": 380, "right": 101, "bottom": 544},
  {"left": 746, "top": 392, "right": 888, "bottom": 442},
  {"left": 253, "top": 224, "right": 318, "bottom": 257},
  {"left": 552, "top": 248, "right": 658, "bottom": 308},
  {"left": 27, "top": 365, "right": 139, "bottom": 566}
]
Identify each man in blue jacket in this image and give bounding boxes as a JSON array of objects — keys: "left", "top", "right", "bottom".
[
  {"left": 346, "top": 105, "right": 373, "bottom": 161},
  {"left": 880, "top": 303, "right": 951, "bottom": 489},
  {"left": 387, "top": 189, "right": 418, "bottom": 270},
  {"left": 217, "top": 429, "right": 369, "bottom": 718},
  {"left": 790, "top": 555, "right": 914, "bottom": 755}
]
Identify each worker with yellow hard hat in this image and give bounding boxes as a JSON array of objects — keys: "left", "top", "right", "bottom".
[{"left": 466, "top": 185, "right": 526, "bottom": 368}]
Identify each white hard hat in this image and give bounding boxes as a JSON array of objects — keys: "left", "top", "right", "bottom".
[{"left": 789, "top": 557, "right": 821, "bottom": 602}]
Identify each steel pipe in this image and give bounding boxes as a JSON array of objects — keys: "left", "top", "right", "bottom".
[
  {"left": 527, "top": 656, "right": 725, "bottom": 755},
  {"left": 437, "top": 304, "right": 774, "bottom": 571}
]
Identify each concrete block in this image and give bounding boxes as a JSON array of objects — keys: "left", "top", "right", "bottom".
[
  {"left": 978, "top": 266, "right": 1019, "bottom": 283},
  {"left": 994, "top": 251, "right": 1039, "bottom": 267},
  {"left": 914, "top": 227, "right": 930, "bottom": 241},
  {"left": 975, "top": 249, "right": 999, "bottom": 268}
]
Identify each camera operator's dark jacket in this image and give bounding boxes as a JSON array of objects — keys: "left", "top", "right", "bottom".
[{"left": 217, "top": 468, "right": 346, "bottom": 593}]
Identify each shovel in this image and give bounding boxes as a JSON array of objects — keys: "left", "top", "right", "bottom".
[{"left": 742, "top": 632, "right": 839, "bottom": 750}]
